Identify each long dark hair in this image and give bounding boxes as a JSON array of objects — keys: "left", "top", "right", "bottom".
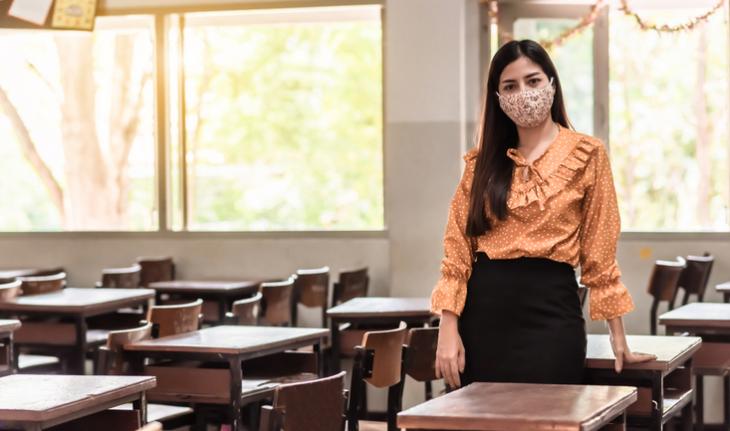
[{"left": 466, "top": 39, "right": 572, "bottom": 237}]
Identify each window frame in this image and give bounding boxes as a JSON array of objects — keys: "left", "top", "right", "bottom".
[
  {"left": 0, "top": 0, "right": 387, "bottom": 237},
  {"left": 494, "top": 0, "right": 730, "bottom": 237}
]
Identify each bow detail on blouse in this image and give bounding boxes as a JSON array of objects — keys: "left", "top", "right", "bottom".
[{"left": 506, "top": 148, "right": 548, "bottom": 210}]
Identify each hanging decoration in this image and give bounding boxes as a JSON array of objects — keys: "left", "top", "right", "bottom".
[
  {"left": 493, "top": 0, "right": 727, "bottom": 51},
  {"left": 619, "top": 0, "right": 726, "bottom": 33}
]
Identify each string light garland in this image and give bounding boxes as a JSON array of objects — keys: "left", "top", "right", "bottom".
[
  {"left": 619, "top": 0, "right": 726, "bottom": 33},
  {"left": 492, "top": 0, "right": 727, "bottom": 50}
]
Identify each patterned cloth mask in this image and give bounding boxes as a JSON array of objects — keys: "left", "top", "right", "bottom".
[{"left": 496, "top": 76, "right": 555, "bottom": 128}]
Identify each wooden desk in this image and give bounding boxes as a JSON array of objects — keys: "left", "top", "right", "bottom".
[
  {"left": 125, "top": 325, "right": 328, "bottom": 431},
  {"left": 0, "top": 267, "right": 64, "bottom": 280},
  {"left": 149, "top": 280, "right": 260, "bottom": 323},
  {"left": 660, "top": 303, "right": 730, "bottom": 430},
  {"left": 0, "top": 374, "right": 155, "bottom": 430},
  {"left": 0, "top": 288, "right": 154, "bottom": 373},
  {"left": 0, "top": 320, "right": 20, "bottom": 377},
  {"left": 326, "top": 297, "right": 435, "bottom": 372},
  {"left": 397, "top": 381, "right": 637, "bottom": 430},
  {"left": 584, "top": 334, "right": 701, "bottom": 431},
  {"left": 715, "top": 281, "right": 730, "bottom": 303}
]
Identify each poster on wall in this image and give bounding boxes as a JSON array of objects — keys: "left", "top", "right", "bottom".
[{"left": 51, "top": 0, "right": 97, "bottom": 30}]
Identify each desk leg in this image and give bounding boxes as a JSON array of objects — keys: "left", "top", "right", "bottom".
[
  {"left": 73, "top": 316, "right": 88, "bottom": 374},
  {"left": 133, "top": 391, "right": 148, "bottom": 424},
  {"left": 724, "top": 375, "right": 730, "bottom": 431},
  {"left": 219, "top": 298, "right": 228, "bottom": 326},
  {"left": 330, "top": 320, "right": 340, "bottom": 374},
  {"left": 724, "top": 292, "right": 730, "bottom": 303},
  {"left": 650, "top": 372, "right": 663, "bottom": 431},
  {"left": 314, "top": 340, "right": 323, "bottom": 377},
  {"left": 229, "top": 356, "right": 243, "bottom": 431},
  {"left": 696, "top": 374, "right": 704, "bottom": 431}
]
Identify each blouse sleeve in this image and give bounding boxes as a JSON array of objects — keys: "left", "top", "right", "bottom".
[
  {"left": 579, "top": 140, "right": 636, "bottom": 321},
  {"left": 430, "top": 149, "right": 478, "bottom": 316}
]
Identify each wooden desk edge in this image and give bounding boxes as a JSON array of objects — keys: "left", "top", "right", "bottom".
[{"left": 585, "top": 336, "right": 702, "bottom": 372}]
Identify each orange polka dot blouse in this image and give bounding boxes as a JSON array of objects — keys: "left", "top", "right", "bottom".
[{"left": 431, "top": 124, "right": 636, "bottom": 321}]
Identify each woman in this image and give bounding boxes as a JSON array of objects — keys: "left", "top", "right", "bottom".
[{"left": 432, "top": 39, "right": 656, "bottom": 388}]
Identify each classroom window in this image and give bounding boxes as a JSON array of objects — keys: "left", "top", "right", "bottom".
[
  {"left": 175, "top": 6, "right": 384, "bottom": 231},
  {"left": 0, "top": 16, "right": 157, "bottom": 231},
  {"left": 609, "top": 4, "right": 729, "bottom": 231}
]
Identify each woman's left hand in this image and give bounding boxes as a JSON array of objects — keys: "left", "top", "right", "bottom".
[{"left": 609, "top": 331, "right": 657, "bottom": 373}]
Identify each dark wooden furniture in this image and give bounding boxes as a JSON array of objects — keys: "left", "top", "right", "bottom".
[
  {"left": 327, "top": 297, "right": 435, "bottom": 373},
  {"left": 715, "top": 281, "right": 730, "bottom": 303},
  {"left": 0, "top": 319, "right": 20, "bottom": 377},
  {"left": 348, "top": 322, "right": 408, "bottom": 431},
  {"left": 0, "top": 288, "right": 154, "bottom": 374},
  {"left": 124, "top": 325, "right": 328, "bottom": 431},
  {"left": 97, "top": 324, "right": 195, "bottom": 429},
  {"left": 0, "top": 374, "right": 155, "bottom": 430},
  {"left": 226, "top": 292, "right": 262, "bottom": 325},
  {"left": 396, "top": 381, "right": 637, "bottom": 430},
  {"left": 403, "top": 327, "right": 441, "bottom": 401},
  {"left": 660, "top": 303, "right": 730, "bottom": 430},
  {"left": 647, "top": 257, "right": 686, "bottom": 335},
  {"left": 136, "top": 257, "right": 175, "bottom": 288},
  {"left": 146, "top": 299, "right": 203, "bottom": 338},
  {"left": 97, "top": 265, "right": 142, "bottom": 289},
  {"left": 676, "top": 253, "right": 714, "bottom": 305},
  {"left": 332, "top": 267, "right": 369, "bottom": 306},
  {"left": 18, "top": 272, "right": 66, "bottom": 296},
  {"left": 292, "top": 267, "right": 329, "bottom": 327},
  {"left": 149, "top": 280, "right": 260, "bottom": 324},
  {"left": 259, "top": 371, "right": 347, "bottom": 431},
  {"left": 0, "top": 267, "right": 64, "bottom": 280},
  {"left": 584, "top": 334, "right": 700, "bottom": 431},
  {"left": 260, "top": 278, "right": 296, "bottom": 327}
]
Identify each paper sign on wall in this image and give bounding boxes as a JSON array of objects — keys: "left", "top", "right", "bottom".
[
  {"left": 7, "top": 0, "right": 54, "bottom": 26},
  {"left": 51, "top": 0, "right": 97, "bottom": 30}
]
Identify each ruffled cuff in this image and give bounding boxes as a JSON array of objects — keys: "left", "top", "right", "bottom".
[
  {"left": 589, "top": 279, "right": 636, "bottom": 321},
  {"left": 430, "top": 275, "right": 468, "bottom": 316}
]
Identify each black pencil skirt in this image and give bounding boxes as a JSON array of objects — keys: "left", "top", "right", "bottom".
[{"left": 458, "top": 252, "right": 587, "bottom": 386}]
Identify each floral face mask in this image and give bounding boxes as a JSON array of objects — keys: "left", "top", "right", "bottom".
[{"left": 496, "top": 76, "right": 555, "bottom": 128}]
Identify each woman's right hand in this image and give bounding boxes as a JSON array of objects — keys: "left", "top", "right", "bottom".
[{"left": 434, "top": 310, "right": 466, "bottom": 388}]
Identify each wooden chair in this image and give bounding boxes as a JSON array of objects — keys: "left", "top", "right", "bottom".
[
  {"left": 260, "top": 278, "right": 296, "bottom": 327},
  {"left": 676, "top": 253, "right": 714, "bottom": 305},
  {"left": 137, "top": 256, "right": 175, "bottom": 287},
  {"left": 0, "top": 279, "right": 21, "bottom": 301},
  {"left": 226, "top": 292, "right": 262, "bottom": 325},
  {"left": 258, "top": 371, "right": 347, "bottom": 431},
  {"left": 333, "top": 267, "right": 369, "bottom": 306},
  {"left": 18, "top": 272, "right": 66, "bottom": 296},
  {"left": 292, "top": 267, "right": 330, "bottom": 327},
  {"left": 402, "top": 327, "right": 442, "bottom": 401},
  {"left": 347, "top": 321, "right": 408, "bottom": 431},
  {"left": 96, "top": 264, "right": 142, "bottom": 289},
  {"left": 96, "top": 324, "right": 195, "bottom": 429},
  {"left": 146, "top": 298, "right": 202, "bottom": 338},
  {"left": 647, "top": 257, "right": 686, "bottom": 335}
]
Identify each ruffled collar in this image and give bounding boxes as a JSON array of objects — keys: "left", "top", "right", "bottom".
[{"left": 505, "top": 125, "right": 596, "bottom": 211}]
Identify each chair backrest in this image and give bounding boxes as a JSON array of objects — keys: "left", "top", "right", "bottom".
[
  {"left": 292, "top": 267, "right": 329, "bottom": 327},
  {"left": 137, "top": 422, "right": 162, "bottom": 431},
  {"left": 102, "top": 323, "right": 153, "bottom": 374},
  {"left": 360, "top": 321, "right": 408, "bottom": 388},
  {"left": 230, "top": 292, "right": 262, "bottom": 325},
  {"left": 99, "top": 264, "right": 142, "bottom": 289},
  {"left": 0, "top": 279, "right": 21, "bottom": 301},
  {"left": 404, "top": 327, "right": 439, "bottom": 383},
  {"left": 677, "top": 253, "right": 714, "bottom": 304},
  {"left": 147, "top": 298, "right": 202, "bottom": 338},
  {"left": 260, "top": 277, "right": 295, "bottom": 326},
  {"left": 259, "top": 371, "right": 347, "bottom": 431},
  {"left": 136, "top": 256, "right": 175, "bottom": 287},
  {"left": 647, "top": 256, "right": 686, "bottom": 335},
  {"left": 18, "top": 272, "right": 66, "bottom": 295},
  {"left": 333, "top": 267, "right": 369, "bottom": 305}
]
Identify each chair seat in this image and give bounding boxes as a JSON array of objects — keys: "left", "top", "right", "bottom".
[
  {"left": 113, "top": 402, "right": 194, "bottom": 423},
  {"left": 86, "top": 329, "right": 111, "bottom": 346},
  {"left": 17, "top": 353, "right": 60, "bottom": 372}
]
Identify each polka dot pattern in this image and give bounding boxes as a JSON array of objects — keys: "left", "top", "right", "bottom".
[{"left": 430, "top": 125, "right": 636, "bottom": 321}]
